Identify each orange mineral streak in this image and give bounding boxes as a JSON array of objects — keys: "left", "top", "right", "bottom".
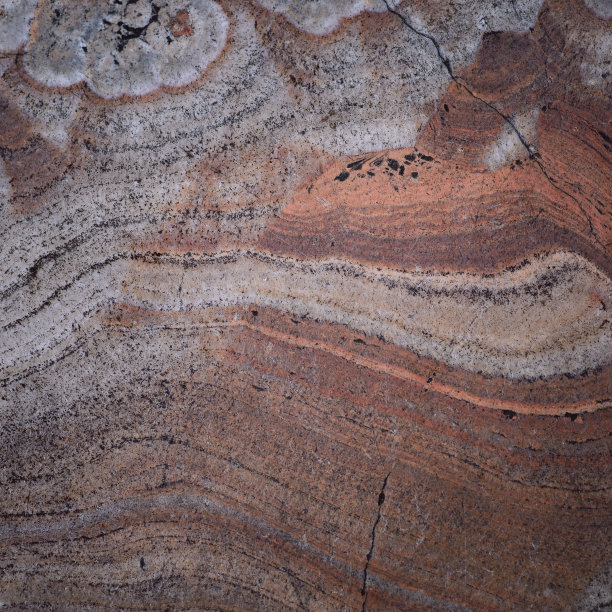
[
  {"left": 260, "top": 141, "right": 610, "bottom": 273},
  {"left": 109, "top": 303, "right": 611, "bottom": 417}
]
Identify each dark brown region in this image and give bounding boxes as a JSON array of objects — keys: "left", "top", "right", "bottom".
[
  {"left": 169, "top": 9, "right": 193, "bottom": 38},
  {"left": 0, "top": 96, "right": 75, "bottom": 215}
]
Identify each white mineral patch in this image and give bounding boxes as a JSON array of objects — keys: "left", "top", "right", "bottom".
[
  {"left": 574, "top": 560, "right": 612, "bottom": 612},
  {"left": 0, "top": 159, "right": 11, "bottom": 210},
  {"left": 23, "top": 0, "right": 228, "bottom": 98},
  {"left": 579, "top": 27, "right": 612, "bottom": 89},
  {"left": 486, "top": 107, "right": 539, "bottom": 170},
  {"left": 4, "top": 84, "right": 81, "bottom": 148},
  {"left": 0, "top": 0, "right": 38, "bottom": 52},
  {"left": 584, "top": 0, "right": 612, "bottom": 18},
  {"left": 256, "top": 0, "right": 400, "bottom": 35}
]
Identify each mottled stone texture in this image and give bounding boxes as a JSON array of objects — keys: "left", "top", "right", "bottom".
[{"left": 0, "top": 0, "right": 611, "bottom": 610}]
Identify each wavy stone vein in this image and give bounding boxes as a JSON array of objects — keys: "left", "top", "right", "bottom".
[
  {"left": 3, "top": 250, "right": 609, "bottom": 383},
  {"left": 0, "top": 0, "right": 610, "bottom": 610}
]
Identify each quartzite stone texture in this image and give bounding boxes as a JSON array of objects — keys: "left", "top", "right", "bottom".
[{"left": 0, "top": 0, "right": 610, "bottom": 610}]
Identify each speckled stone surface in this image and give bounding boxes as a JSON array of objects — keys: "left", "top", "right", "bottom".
[{"left": 0, "top": 0, "right": 611, "bottom": 610}]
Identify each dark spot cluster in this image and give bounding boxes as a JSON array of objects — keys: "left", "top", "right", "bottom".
[
  {"left": 439, "top": 102, "right": 455, "bottom": 124},
  {"left": 403, "top": 149, "right": 437, "bottom": 177},
  {"left": 382, "top": 157, "right": 405, "bottom": 178},
  {"left": 334, "top": 154, "right": 374, "bottom": 181},
  {"left": 333, "top": 150, "right": 438, "bottom": 184}
]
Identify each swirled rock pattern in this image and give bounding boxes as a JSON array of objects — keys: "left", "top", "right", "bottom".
[{"left": 0, "top": 0, "right": 610, "bottom": 610}]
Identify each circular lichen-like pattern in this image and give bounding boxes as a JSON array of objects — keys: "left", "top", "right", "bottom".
[{"left": 23, "top": 0, "right": 228, "bottom": 98}]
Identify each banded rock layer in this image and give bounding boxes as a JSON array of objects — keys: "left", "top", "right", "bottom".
[{"left": 0, "top": 0, "right": 611, "bottom": 610}]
